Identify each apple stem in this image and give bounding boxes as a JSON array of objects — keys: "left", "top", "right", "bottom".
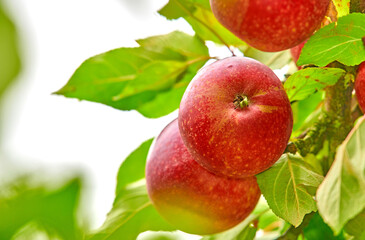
[{"left": 234, "top": 95, "right": 249, "bottom": 109}]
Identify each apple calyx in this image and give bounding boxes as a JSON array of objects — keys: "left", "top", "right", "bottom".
[{"left": 234, "top": 94, "right": 249, "bottom": 109}]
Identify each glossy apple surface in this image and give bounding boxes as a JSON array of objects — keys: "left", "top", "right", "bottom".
[
  {"left": 210, "top": 0, "right": 330, "bottom": 52},
  {"left": 355, "top": 62, "right": 365, "bottom": 113},
  {"left": 179, "top": 57, "right": 293, "bottom": 178},
  {"left": 146, "top": 119, "right": 261, "bottom": 235}
]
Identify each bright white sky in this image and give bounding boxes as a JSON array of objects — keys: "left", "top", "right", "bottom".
[{"left": 0, "top": 0, "right": 198, "bottom": 228}]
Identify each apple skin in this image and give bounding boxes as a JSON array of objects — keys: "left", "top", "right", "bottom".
[
  {"left": 355, "top": 62, "right": 365, "bottom": 113},
  {"left": 179, "top": 57, "right": 293, "bottom": 178},
  {"left": 146, "top": 119, "right": 261, "bottom": 235},
  {"left": 210, "top": 0, "right": 330, "bottom": 52}
]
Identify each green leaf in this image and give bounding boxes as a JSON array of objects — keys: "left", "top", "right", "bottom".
[
  {"left": 239, "top": 46, "right": 291, "bottom": 70},
  {"left": 256, "top": 154, "right": 324, "bottom": 227},
  {"left": 158, "top": 0, "right": 196, "bottom": 20},
  {"left": 55, "top": 31, "right": 209, "bottom": 118},
  {"left": 316, "top": 116, "right": 365, "bottom": 234},
  {"left": 257, "top": 211, "right": 281, "bottom": 232},
  {"left": 332, "top": 0, "right": 350, "bottom": 17},
  {"left": 136, "top": 85, "right": 186, "bottom": 118},
  {"left": 158, "top": 0, "right": 244, "bottom": 46},
  {"left": 284, "top": 68, "right": 345, "bottom": 102},
  {"left": 11, "top": 221, "right": 62, "bottom": 240},
  {"left": 304, "top": 154, "right": 324, "bottom": 176},
  {"left": 137, "top": 27, "right": 209, "bottom": 57},
  {"left": 297, "top": 13, "right": 365, "bottom": 67},
  {"left": 0, "top": 0, "right": 21, "bottom": 97},
  {"left": 233, "top": 226, "right": 256, "bottom": 240},
  {"left": 344, "top": 209, "right": 365, "bottom": 239},
  {"left": 116, "top": 138, "right": 153, "bottom": 195},
  {"left": 255, "top": 199, "right": 282, "bottom": 232},
  {"left": 88, "top": 183, "right": 175, "bottom": 240},
  {"left": 112, "top": 61, "right": 187, "bottom": 100},
  {"left": 190, "top": 0, "right": 211, "bottom": 9},
  {"left": 292, "top": 91, "right": 323, "bottom": 133},
  {"left": 0, "top": 176, "right": 82, "bottom": 240},
  {"left": 303, "top": 213, "right": 345, "bottom": 240}
]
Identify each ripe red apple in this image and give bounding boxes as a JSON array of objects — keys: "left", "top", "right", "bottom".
[
  {"left": 210, "top": 0, "right": 330, "bottom": 52},
  {"left": 179, "top": 57, "right": 293, "bottom": 178},
  {"left": 146, "top": 119, "right": 261, "bottom": 235},
  {"left": 355, "top": 62, "right": 365, "bottom": 113}
]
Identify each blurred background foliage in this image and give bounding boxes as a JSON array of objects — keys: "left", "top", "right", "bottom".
[
  {"left": 0, "top": 0, "right": 21, "bottom": 99},
  {"left": 0, "top": 1, "right": 86, "bottom": 239}
]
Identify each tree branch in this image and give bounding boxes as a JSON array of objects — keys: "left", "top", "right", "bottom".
[
  {"left": 323, "top": 64, "right": 355, "bottom": 172},
  {"left": 286, "top": 64, "right": 355, "bottom": 174},
  {"left": 350, "top": 0, "right": 365, "bottom": 13},
  {"left": 292, "top": 113, "right": 330, "bottom": 157}
]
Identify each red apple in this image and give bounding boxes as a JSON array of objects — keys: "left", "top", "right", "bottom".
[
  {"left": 179, "top": 57, "right": 293, "bottom": 178},
  {"left": 355, "top": 62, "right": 365, "bottom": 113},
  {"left": 146, "top": 119, "right": 261, "bottom": 235},
  {"left": 210, "top": 0, "right": 330, "bottom": 52}
]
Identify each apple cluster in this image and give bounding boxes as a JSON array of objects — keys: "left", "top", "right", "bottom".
[
  {"left": 146, "top": 57, "right": 293, "bottom": 235},
  {"left": 144, "top": 0, "right": 338, "bottom": 235}
]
